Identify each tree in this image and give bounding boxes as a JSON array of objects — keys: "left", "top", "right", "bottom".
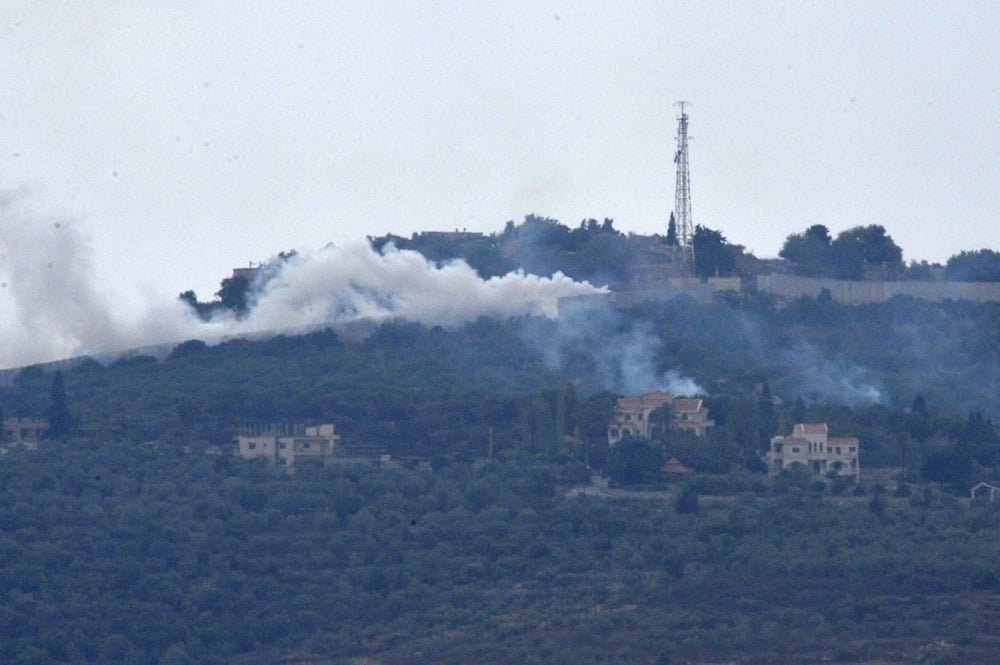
[
  {"left": 674, "top": 485, "right": 699, "bottom": 514},
  {"left": 606, "top": 438, "right": 663, "bottom": 485},
  {"left": 692, "top": 225, "right": 736, "bottom": 279},
  {"left": 830, "top": 225, "right": 903, "bottom": 279},
  {"left": 779, "top": 225, "right": 832, "bottom": 276},
  {"left": 920, "top": 445, "right": 972, "bottom": 489},
  {"left": 216, "top": 275, "right": 251, "bottom": 316},
  {"left": 665, "top": 213, "right": 677, "bottom": 246},
  {"left": 46, "top": 371, "right": 73, "bottom": 439},
  {"left": 944, "top": 249, "right": 1000, "bottom": 282}
]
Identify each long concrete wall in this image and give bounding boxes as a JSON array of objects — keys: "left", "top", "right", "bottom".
[{"left": 756, "top": 274, "right": 1000, "bottom": 304}]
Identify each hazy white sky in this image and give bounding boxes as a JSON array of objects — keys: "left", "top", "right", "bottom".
[{"left": 1, "top": 2, "right": 997, "bottom": 301}]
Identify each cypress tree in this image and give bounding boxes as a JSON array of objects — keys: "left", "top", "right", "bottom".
[{"left": 47, "top": 371, "right": 73, "bottom": 439}]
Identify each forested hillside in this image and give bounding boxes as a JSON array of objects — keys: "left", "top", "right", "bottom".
[
  {"left": 1, "top": 215, "right": 998, "bottom": 664},
  {"left": 1, "top": 439, "right": 998, "bottom": 664},
  {"left": 2, "top": 291, "right": 998, "bottom": 491}
]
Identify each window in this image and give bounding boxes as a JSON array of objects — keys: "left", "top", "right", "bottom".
[
  {"left": 791, "top": 447, "right": 800, "bottom": 453},
  {"left": 248, "top": 442, "right": 256, "bottom": 450},
  {"left": 849, "top": 446, "right": 856, "bottom": 453},
  {"left": 774, "top": 444, "right": 783, "bottom": 453},
  {"left": 279, "top": 442, "right": 287, "bottom": 450}
]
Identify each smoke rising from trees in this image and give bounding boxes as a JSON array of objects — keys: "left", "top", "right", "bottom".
[
  {"left": 0, "top": 194, "right": 603, "bottom": 368},
  {"left": 523, "top": 299, "right": 705, "bottom": 397}
]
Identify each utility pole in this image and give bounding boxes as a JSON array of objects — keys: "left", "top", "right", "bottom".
[{"left": 672, "top": 102, "right": 695, "bottom": 275}]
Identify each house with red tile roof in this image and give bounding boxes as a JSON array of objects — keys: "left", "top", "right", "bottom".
[{"left": 607, "top": 391, "right": 714, "bottom": 445}]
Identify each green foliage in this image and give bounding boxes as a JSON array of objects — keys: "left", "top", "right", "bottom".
[
  {"left": 692, "top": 224, "right": 737, "bottom": 278},
  {"left": 214, "top": 275, "right": 250, "bottom": 315},
  {"left": 781, "top": 224, "right": 904, "bottom": 279},
  {"left": 606, "top": 438, "right": 663, "bottom": 485},
  {"left": 945, "top": 249, "right": 1000, "bottom": 282},
  {"left": 45, "top": 371, "right": 73, "bottom": 439},
  {"left": 673, "top": 485, "right": 699, "bottom": 514},
  {"left": 780, "top": 224, "right": 833, "bottom": 276},
  {"left": 2, "top": 442, "right": 998, "bottom": 664},
  {"left": 830, "top": 225, "right": 904, "bottom": 279},
  {"left": 665, "top": 212, "right": 677, "bottom": 246}
]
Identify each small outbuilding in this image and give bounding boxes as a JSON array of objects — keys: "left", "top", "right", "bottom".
[
  {"left": 657, "top": 457, "right": 694, "bottom": 481},
  {"left": 970, "top": 482, "right": 1000, "bottom": 501}
]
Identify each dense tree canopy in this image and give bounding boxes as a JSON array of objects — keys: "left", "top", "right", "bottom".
[
  {"left": 779, "top": 224, "right": 833, "bottom": 275},
  {"left": 830, "top": 224, "right": 904, "bottom": 279},
  {"left": 0, "top": 438, "right": 997, "bottom": 664},
  {"left": 780, "top": 224, "right": 904, "bottom": 279},
  {"left": 945, "top": 249, "right": 1000, "bottom": 282},
  {"left": 692, "top": 224, "right": 737, "bottom": 278}
]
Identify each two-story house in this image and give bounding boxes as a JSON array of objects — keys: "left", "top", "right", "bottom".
[
  {"left": 608, "top": 391, "right": 714, "bottom": 445},
  {"left": 236, "top": 423, "right": 340, "bottom": 473},
  {"left": 767, "top": 423, "right": 860, "bottom": 480}
]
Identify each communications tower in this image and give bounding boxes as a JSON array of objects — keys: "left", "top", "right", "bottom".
[{"left": 672, "top": 102, "right": 695, "bottom": 274}]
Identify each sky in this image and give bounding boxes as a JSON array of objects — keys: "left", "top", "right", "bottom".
[{"left": 1, "top": 2, "right": 998, "bottom": 315}]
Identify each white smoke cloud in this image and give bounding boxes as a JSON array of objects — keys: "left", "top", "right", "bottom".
[
  {"left": 0, "top": 192, "right": 604, "bottom": 369},
  {"left": 243, "top": 242, "right": 601, "bottom": 332},
  {"left": 526, "top": 297, "right": 705, "bottom": 396},
  {"left": 600, "top": 323, "right": 705, "bottom": 396},
  {"left": 780, "top": 341, "right": 884, "bottom": 406}
]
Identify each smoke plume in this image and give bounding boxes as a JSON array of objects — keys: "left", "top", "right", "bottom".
[
  {"left": 779, "top": 341, "right": 884, "bottom": 406},
  {"left": 0, "top": 193, "right": 603, "bottom": 369},
  {"left": 524, "top": 297, "right": 705, "bottom": 396}
]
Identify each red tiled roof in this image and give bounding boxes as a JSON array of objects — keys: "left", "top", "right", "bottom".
[
  {"left": 640, "top": 391, "right": 674, "bottom": 408},
  {"left": 659, "top": 458, "right": 693, "bottom": 474},
  {"left": 616, "top": 398, "right": 643, "bottom": 411},
  {"left": 671, "top": 398, "right": 702, "bottom": 413}
]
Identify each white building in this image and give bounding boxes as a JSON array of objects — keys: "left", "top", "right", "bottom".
[
  {"left": 2, "top": 417, "right": 49, "bottom": 448},
  {"left": 236, "top": 423, "right": 340, "bottom": 473},
  {"left": 767, "top": 423, "right": 859, "bottom": 480},
  {"left": 608, "top": 391, "right": 714, "bottom": 445}
]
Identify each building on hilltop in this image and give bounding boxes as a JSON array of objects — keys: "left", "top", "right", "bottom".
[
  {"left": 236, "top": 423, "right": 340, "bottom": 473},
  {"left": 2, "top": 417, "right": 49, "bottom": 448},
  {"left": 767, "top": 423, "right": 859, "bottom": 480},
  {"left": 607, "top": 391, "right": 714, "bottom": 445}
]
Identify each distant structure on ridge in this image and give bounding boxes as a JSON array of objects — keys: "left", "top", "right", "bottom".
[{"left": 672, "top": 101, "right": 695, "bottom": 275}]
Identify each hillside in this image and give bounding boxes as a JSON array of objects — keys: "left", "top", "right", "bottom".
[
  {"left": 1, "top": 440, "right": 998, "bottom": 664},
  {"left": 0, "top": 218, "right": 998, "bottom": 664},
  {"left": 3, "top": 293, "right": 998, "bottom": 478}
]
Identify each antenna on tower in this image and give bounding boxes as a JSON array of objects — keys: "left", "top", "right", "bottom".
[{"left": 671, "top": 101, "right": 695, "bottom": 275}]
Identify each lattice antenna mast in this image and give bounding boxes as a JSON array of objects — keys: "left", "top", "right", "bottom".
[{"left": 672, "top": 101, "right": 695, "bottom": 273}]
